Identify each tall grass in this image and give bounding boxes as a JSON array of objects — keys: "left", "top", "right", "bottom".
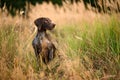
[
  {"left": 0, "top": 16, "right": 120, "bottom": 79},
  {"left": 1, "top": 1, "right": 120, "bottom": 79},
  {"left": 0, "top": 25, "right": 17, "bottom": 79},
  {"left": 56, "top": 17, "right": 120, "bottom": 79}
]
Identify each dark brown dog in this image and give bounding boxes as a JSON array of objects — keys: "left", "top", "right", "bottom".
[{"left": 32, "top": 17, "right": 56, "bottom": 65}]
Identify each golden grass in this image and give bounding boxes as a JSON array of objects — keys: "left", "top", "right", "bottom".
[{"left": 0, "top": 2, "right": 120, "bottom": 80}]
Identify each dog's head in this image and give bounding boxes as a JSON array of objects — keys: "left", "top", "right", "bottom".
[{"left": 34, "top": 17, "right": 55, "bottom": 31}]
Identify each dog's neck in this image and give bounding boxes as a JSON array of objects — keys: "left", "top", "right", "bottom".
[
  {"left": 37, "top": 31, "right": 46, "bottom": 38},
  {"left": 37, "top": 30, "right": 50, "bottom": 44}
]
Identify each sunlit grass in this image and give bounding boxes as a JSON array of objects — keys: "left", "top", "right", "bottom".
[
  {"left": 0, "top": 25, "right": 17, "bottom": 79},
  {"left": 0, "top": 0, "right": 120, "bottom": 79},
  {"left": 0, "top": 9, "right": 120, "bottom": 80},
  {"left": 55, "top": 17, "right": 120, "bottom": 79}
]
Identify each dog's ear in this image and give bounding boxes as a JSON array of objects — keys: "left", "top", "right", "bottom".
[{"left": 34, "top": 18, "right": 42, "bottom": 31}]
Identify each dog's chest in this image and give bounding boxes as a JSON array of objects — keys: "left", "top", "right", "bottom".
[
  {"left": 39, "top": 33, "right": 51, "bottom": 47},
  {"left": 41, "top": 37, "right": 50, "bottom": 48}
]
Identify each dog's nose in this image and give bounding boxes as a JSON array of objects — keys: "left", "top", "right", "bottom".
[{"left": 53, "top": 23, "right": 56, "bottom": 27}]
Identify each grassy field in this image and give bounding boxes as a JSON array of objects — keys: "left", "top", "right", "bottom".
[{"left": 0, "top": 2, "right": 120, "bottom": 80}]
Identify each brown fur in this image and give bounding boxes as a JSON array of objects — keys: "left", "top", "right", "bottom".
[{"left": 32, "top": 17, "right": 56, "bottom": 65}]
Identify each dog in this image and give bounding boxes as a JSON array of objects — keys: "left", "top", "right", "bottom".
[{"left": 32, "top": 17, "right": 56, "bottom": 65}]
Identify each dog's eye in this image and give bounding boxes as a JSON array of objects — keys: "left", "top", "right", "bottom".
[{"left": 44, "top": 20, "right": 48, "bottom": 23}]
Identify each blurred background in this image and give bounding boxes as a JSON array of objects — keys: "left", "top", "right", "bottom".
[{"left": 0, "top": 0, "right": 120, "bottom": 80}]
